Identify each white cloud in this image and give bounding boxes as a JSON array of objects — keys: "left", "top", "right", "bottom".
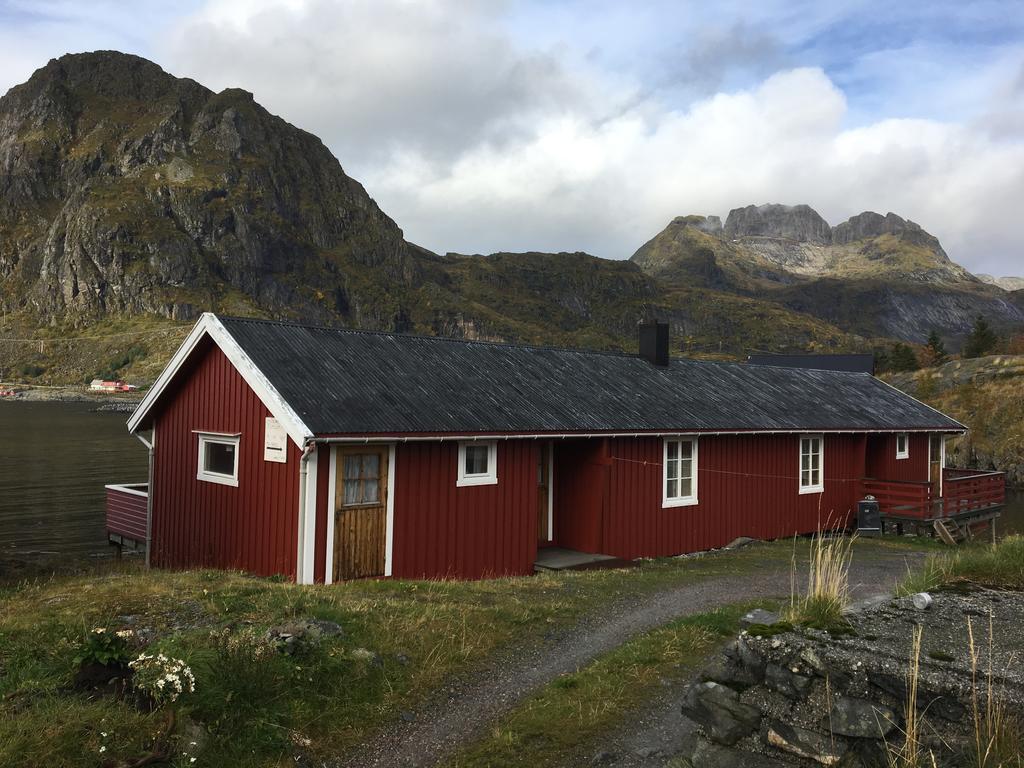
[
  {"left": 372, "top": 66, "right": 1024, "bottom": 273},
  {"left": 164, "top": 0, "right": 599, "bottom": 163},
  {"left": 158, "top": 0, "right": 1024, "bottom": 274}
]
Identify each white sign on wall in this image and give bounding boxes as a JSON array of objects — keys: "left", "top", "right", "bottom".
[{"left": 264, "top": 417, "right": 288, "bottom": 463}]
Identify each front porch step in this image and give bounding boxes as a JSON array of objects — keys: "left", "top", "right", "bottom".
[
  {"left": 933, "top": 518, "right": 968, "bottom": 545},
  {"left": 534, "top": 547, "right": 635, "bottom": 572}
]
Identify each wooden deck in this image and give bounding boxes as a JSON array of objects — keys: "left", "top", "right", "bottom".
[{"left": 863, "top": 468, "right": 1005, "bottom": 539}]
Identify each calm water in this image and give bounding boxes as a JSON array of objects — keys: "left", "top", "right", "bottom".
[
  {"left": 998, "top": 488, "right": 1024, "bottom": 537},
  {"left": 0, "top": 402, "right": 1022, "bottom": 558},
  {"left": 0, "top": 402, "right": 148, "bottom": 557}
]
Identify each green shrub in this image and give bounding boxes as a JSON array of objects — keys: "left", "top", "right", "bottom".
[
  {"left": 73, "top": 628, "right": 132, "bottom": 668},
  {"left": 18, "top": 364, "right": 45, "bottom": 378}
]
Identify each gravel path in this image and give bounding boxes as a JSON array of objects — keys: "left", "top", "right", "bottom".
[
  {"left": 590, "top": 549, "right": 928, "bottom": 768},
  {"left": 343, "top": 545, "right": 926, "bottom": 768}
]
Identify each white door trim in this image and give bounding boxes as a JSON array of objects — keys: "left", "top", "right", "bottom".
[
  {"left": 385, "top": 443, "right": 396, "bottom": 577},
  {"left": 325, "top": 445, "right": 338, "bottom": 585},
  {"left": 299, "top": 448, "right": 318, "bottom": 585},
  {"left": 327, "top": 444, "right": 396, "bottom": 581}
]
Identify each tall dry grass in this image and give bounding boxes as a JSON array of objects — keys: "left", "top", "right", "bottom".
[
  {"left": 967, "top": 614, "right": 1023, "bottom": 768},
  {"left": 883, "top": 615, "right": 1022, "bottom": 768},
  {"left": 885, "top": 625, "right": 936, "bottom": 768},
  {"left": 786, "top": 530, "right": 856, "bottom": 629}
]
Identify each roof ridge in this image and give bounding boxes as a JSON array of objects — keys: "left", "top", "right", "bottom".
[
  {"left": 215, "top": 315, "right": 874, "bottom": 375},
  {"left": 215, "top": 314, "right": 643, "bottom": 359}
]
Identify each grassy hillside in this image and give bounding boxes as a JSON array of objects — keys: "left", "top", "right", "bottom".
[
  {"left": 1, "top": 247, "right": 878, "bottom": 386},
  {"left": 884, "top": 355, "right": 1024, "bottom": 486}
]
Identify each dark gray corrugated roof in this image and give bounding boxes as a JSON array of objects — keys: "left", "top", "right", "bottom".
[
  {"left": 217, "top": 316, "right": 964, "bottom": 436},
  {"left": 747, "top": 353, "right": 875, "bottom": 374}
]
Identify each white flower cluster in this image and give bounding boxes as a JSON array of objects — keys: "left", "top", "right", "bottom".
[{"left": 129, "top": 652, "right": 196, "bottom": 704}]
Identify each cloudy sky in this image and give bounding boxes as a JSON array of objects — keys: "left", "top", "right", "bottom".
[{"left": 2, "top": 1, "right": 1023, "bottom": 274}]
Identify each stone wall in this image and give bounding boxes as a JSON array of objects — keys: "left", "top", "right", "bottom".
[{"left": 677, "top": 590, "right": 1024, "bottom": 767}]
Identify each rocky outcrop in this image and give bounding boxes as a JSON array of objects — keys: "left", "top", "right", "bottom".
[
  {"left": 675, "top": 590, "right": 1024, "bottom": 767},
  {"left": 978, "top": 274, "right": 1024, "bottom": 292},
  {"left": 724, "top": 204, "right": 832, "bottom": 245},
  {"left": 633, "top": 204, "right": 1023, "bottom": 341},
  {"left": 834, "top": 211, "right": 940, "bottom": 250},
  {"left": 0, "top": 51, "right": 412, "bottom": 326}
]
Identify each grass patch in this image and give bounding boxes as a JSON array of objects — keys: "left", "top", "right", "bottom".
[
  {"left": 0, "top": 537, "right": 922, "bottom": 766},
  {"left": 445, "top": 602, "right": 771, "bottom": 768},
  {"left": 898, "top": 536, "right": 1024, "bottom": 595},
  {"left": 0, "top": 542, "right": 802, "bottom": 767}
]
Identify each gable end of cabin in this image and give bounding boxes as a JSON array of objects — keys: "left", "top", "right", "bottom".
[{"left": 145, "top": 336, "right": 304, "bottom": 579}]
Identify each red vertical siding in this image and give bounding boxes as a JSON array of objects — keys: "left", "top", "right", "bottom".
[
  {"left": 865, "top": 433, "right": 930, "bottom": 482},
  {"left": 391, "top": 440, "right": 537, "bottom": 579},
  {"left": 105, "top": 487, "right": 148, "bottom": 541},
  {"left": 601, "top": 434, "right": 865, "bottom": 560},
  {"left": 150, "top": 342, "right": 300, "bottom": 577},
  {"left": 553, "top": 439, "right": 607, "bottom": 553}
]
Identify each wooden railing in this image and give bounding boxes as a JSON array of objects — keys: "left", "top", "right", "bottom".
[
  {"left": 941, "top": 469, "right": 1005, "bottom": 517},
  {"left": 862, "top": 479, "right": 933, "bottom": 519},
  {"left": 862, "top": 470, "right": 1005, "bottom": 520},
  {"left": 105, "top": 483, "right": 148, "bottom": 543}
]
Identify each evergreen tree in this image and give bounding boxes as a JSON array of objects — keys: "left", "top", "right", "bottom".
[
  {"left": 963, "top": 315, "right": 998, "bottom": 358},
  {"left": 889, "top": 343, "right": 920, "bottom": 372},
  {"left": 922, "top": 330, "right": 949, "bottom": 367},
  {"left": 874, "top": 347, "right": 891, "bottom": 374}
]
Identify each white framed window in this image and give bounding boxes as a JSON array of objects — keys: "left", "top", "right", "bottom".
[
  {"left": 896, "top": 432, "right": 909, "bottom": 460},
  {"left": 457, "top": 441, "right": 498, "bottom": 487},
  {"left": 663, "top": 437, "right": 698, "bottom": 507},
  {"left": 799, "top": 434, "right": 824, "bottom": 494},
  {"left": 197, "top": 433, "right": 240, "bottom": 487}
]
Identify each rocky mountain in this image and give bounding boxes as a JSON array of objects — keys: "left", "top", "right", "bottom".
[
  {"left": 632, "top": 204, "right": 1023, "bottom": 342},
  {"left": 0, "top": 51, "right": 413, "bottom": 329},
  {"left": 1, "top": 52, "right": 1021, "bottom": 385},
  {"left": 978, "top": 274, "right": 1024, "bottom": 292}
]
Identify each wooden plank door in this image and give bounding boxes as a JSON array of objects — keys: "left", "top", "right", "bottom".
[
  {"left": 334, "top": 446, "right": 388, "bottom": 580},
  {"left": 538, "top": 443, "right": 552, "bottom": 544}
]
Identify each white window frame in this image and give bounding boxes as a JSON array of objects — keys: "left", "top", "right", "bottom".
[
  {"left": 895, "top": 432, "right": 909, "bottom": 460},
  {"left": 456, "top": 441, "right": 498, "bottom": 487},
  {"left": 663, "top": 437, "right": 699, "bottom": 508},
  {"left": 196, "top": 432, "right": 240, "bottom": 487},
  {"left": 799, "top": 434, "right": 824, "bottom": 494}
]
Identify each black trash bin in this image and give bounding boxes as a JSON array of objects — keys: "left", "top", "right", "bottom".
[{"left": 857, "top": 496, "right": 881, "bottom": 536}]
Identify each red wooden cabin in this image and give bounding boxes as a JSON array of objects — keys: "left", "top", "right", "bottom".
[{"left": 107, "top": 314, "right": 1004, "bottom": 583}]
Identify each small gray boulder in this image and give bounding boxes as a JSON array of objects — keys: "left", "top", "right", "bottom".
[{"left": 681, "top": 682, "right": 762, "bottom": 746}]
